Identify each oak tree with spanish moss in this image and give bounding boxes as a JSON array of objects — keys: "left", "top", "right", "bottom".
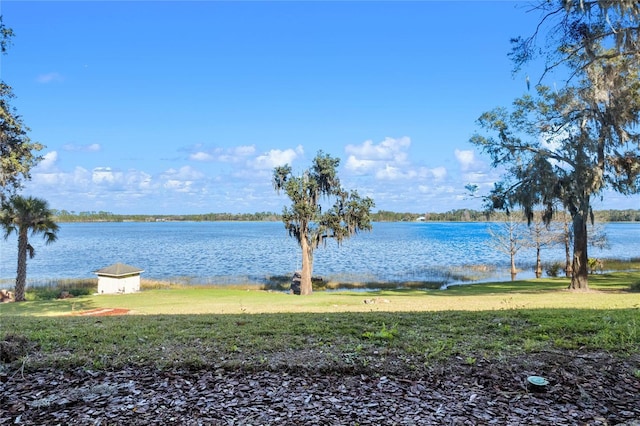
[
  {"left": 273, "top": 152, "right": 374, "bottom": 295},
  {"left": 471, "top": 1, "right": 640, "bottom": 290}
]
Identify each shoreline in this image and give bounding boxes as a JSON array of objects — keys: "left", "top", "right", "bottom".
[{"left": 3, "top": 258, "right": 639, "bottom": 294}]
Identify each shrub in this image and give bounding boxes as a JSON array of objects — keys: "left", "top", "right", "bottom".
[
  {"left": 588, "top": 258, "right": 604, "bottom": 274},
  {"left": 26, "top": 279, "right": 96, "bottom": 300},
  {"left": 630, "top": 281, "right": 640, "bottom": 293},
  {"left": 545, "top": 262, "right": 564, "bottom": 277}
]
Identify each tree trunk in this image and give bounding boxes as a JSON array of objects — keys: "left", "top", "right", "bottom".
[
  {"left": 510, "top": 252, "right": 517, "bottom": 281},
  {"left": 569, "top": 212, "right": 589, "bottom": 290},
  {"left": 535, "top": 247, "right": 542, "bottom": 278},
  {"left": 299, "top": 237, "right": 314, "bottom": 295},
  {"left": 564, "top": 220, "right": 572, "bottom": 278},
  {"left": 15, "top": 228, "right": 28, "bottom": 302}
]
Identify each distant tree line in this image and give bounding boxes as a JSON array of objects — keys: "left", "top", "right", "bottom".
[
  {"left": 593, "top": 210, "right": 640, "bottom": 223},
  {"left": 372, "top": 209, "right": 494, "bottom": 222},
  {"left": 51, "top": 208, "right": 640, "bottom": 223},
  {"left": 51, "top": 210, "right": 281, "bottom": 223}
]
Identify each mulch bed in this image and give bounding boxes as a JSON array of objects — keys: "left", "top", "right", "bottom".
[{"left": 1, "top": 351, "right": 639, "bottom": 425}]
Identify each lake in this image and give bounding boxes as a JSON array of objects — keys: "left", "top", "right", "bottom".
[{"left": 0, "top": 221, "right": 638, "bottom": 287}]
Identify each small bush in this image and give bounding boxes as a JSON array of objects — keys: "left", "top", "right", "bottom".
[
  {"left": 27, "top": 279, "right": 96, "bottom": 300},
  {"left": 262, "top": 275, "right": 291, "bottom": 291},
  {"left": 545, "top": 262, "right": 564, "bottom": 278},
  {"left": 630, "top": 281, "right": 640, "bottom": 293},
  {"left": 588, "top": 258, "right": 604, "bottom": 274}
]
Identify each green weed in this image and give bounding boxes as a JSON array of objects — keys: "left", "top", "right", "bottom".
[
  {"left": 464, "top": 356, "right": 477, "bottom": 365},
  {"left": 362, "top": 323, "right": 398, "bottom": 341}
]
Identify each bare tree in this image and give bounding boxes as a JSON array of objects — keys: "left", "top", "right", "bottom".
[
  {"left": 525, "top": 213, "right": 564, "bottom": 278},
  {"left": 487, "top": 218, "right": 527, "bottom": 281}
]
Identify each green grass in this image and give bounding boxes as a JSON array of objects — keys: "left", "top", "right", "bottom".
[
  {"left": 1, "top": 271, "right": 639, "bottom": 376},
  {"left": 2, "top": 271, "right": 638, "bottom": 317},
  {"left": 1, "top": 309, "right": 638, "bottom": 374}
]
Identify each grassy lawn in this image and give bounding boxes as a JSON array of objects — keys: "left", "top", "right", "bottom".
[{"left": 1, "top": 271, "right": 639, "bottom": 375}]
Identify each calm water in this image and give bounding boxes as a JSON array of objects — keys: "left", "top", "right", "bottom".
[{"left": 0, "top": 221, "right": 638, "bottom": 286}]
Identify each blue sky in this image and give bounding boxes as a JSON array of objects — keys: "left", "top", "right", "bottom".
[{"left": 2, "top": 1, "right": 638, "bottom": 215}]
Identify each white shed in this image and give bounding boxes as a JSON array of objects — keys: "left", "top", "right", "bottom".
[{"left": 95, "top": 263, "right": 144, "bottom": 294}]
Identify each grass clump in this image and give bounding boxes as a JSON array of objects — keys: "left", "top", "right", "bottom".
[
  {"left": 0, "top": 333, "right": 38, "bottom": 363},
  {"left": 362, "top": 323, "right": 399, "bottom": 341}
]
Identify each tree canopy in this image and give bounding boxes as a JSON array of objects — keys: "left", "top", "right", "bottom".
[
  {"left": 0, "top": 16, "right": 43, "bottom": 202},
  {"left": 511, "top": 1, "right": 640, "bottom": 82}
]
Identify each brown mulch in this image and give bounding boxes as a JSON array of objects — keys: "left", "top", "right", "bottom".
[{"left": 1, "top": 351, "right": 639, "bottom": 425}]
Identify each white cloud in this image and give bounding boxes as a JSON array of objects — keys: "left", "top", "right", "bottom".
[
  {"left": 453, "top": 149, "right": 497, "bottom": 191},
  {"left": 345, "top": 157, "right": 377, "bottom": 174},
  {"left": 31, "top": 165, "right": 98, "bottom": 191},
  {"left": 346, "top": 137, "right": 443, "bottom": 182},
  {"left": 36, "top": 72, "right": 63, "bottom": 83},
  {"left": 189, "top": 152, "right": 215, "bottom": 162},
  {"left": 417, "top": 184, "right": 456, "bottom": 195},
  {"left": 32, "top": 173, "right": 60, "bottom": 186},
  {"left": 454, "top": 149, "right": 476, "bottom": 171},
  {"left": 249, "top": 145, "right": 303, "bottom": 170},
  {"left": 345, "top": 136, "right": 410, "bottom": 161},
  {"left": 188, "top": 145, "right": 257, "bottom": 163},
  {"left": 372, "top": 165, "right": 447, "bottom": 181},
  {"left": 233, "top": 145, "right": 256, "bottom": 156},
  {"left": 163, "top": 180, "right": 193, "bottom": 193},
  {"left": 161, "top": 166, "right": 205, "bottom": 181},
  {"left": 92, "top": 167, "right": 120, "bottom": 184},
  {"left": 36, "top": 151, "right": 58, "bottom": 172},
  {"left": 63, "top": 143, "right": 101, "bottom": 152},
  {"left": 344, "top": 137, "right": 412, "bottom": 177},
  {"left": 155, "top": 166, "right": 206, "bottom": 194},
  {"left": 430, "top": 166, "right": 447, "bottom": 180},
  {"left": 375, "top": 164, "right": 405, "bottom": 180}
]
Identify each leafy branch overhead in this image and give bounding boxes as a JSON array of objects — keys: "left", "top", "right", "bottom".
[
  {"left": 0, "top": 16, "right": 44, "bottom": 202},
  {"left": 510, "top": 1, "right": 640, "bottom": 82}
]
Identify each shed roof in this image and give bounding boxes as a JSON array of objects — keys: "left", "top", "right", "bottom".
[{"left": 94, "top": 263, "right": 144, "bottom": 277}]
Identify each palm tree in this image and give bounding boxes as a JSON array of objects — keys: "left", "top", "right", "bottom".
[{"left": 0, "top": 195, "right": 59, "bottom": 302}]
